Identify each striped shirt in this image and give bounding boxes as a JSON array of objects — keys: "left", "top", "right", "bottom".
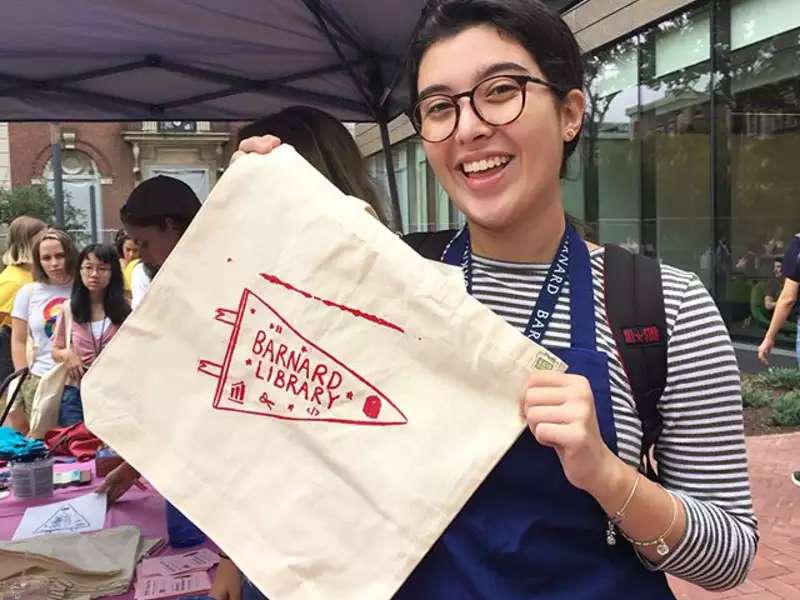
[{"left": 470, "top": 248, "right": 758, "bottom": 591}]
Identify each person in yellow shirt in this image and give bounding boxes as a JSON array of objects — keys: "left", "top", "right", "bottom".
[
  {"left": 0, "top": 216, "right": 47, "bottom": 383},
  {"left": 122, "top": 257, "right": 140, "bottom": 297},
  {"left": 114, "top": 229, "right": 140, "bottom": 297}
]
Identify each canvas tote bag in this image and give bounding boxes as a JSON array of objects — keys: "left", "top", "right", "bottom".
[
  {"left": 82, "top": 147, "right": 566, "bottom": 600},
  {"left": 2, "top": 324, "right": 33, "bottom": 422},
  {"left": 28, "top": 300, "right": 73, "bottom": 439}
]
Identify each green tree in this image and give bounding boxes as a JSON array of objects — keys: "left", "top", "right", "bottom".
[{"left": 0, "top": 185, "right": 88, "bottom": 244}]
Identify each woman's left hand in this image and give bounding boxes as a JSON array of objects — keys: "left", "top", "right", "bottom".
[
  {"left": 209, "top": 558, "right": 242, "bottom": 600},
  {"left": 521, "top": 371, "right": 617, "bottom": 495},
  {"left": 229, "top": 134, "right": 282, "bottom": 166},
  {"left": 63, "top": 349, "right": 86, "bottom": 382}
]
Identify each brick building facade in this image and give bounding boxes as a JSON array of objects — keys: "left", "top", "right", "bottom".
[{"left": 7, "top": 121, "right": 241, "bottom": 237}]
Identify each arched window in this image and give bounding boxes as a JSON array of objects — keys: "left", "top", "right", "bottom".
[{"left": 44, "top": 150, "right": 103, "bottom": 239}]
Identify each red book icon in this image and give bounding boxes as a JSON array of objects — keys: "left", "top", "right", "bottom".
[{"left": 198, "top": 274, "right": 408, "bottom": 427}]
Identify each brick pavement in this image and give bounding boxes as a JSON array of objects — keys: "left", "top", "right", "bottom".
[{"left": 669, "top": 432, "right": 800, "bottom": 599}]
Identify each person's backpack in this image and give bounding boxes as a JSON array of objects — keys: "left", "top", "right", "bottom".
[{"left": 403, "top": 231, "right": 666, "bottom": 481}]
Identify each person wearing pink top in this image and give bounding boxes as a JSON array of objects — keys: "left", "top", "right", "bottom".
[{"left": 52, "top": 243, "right": 131, "bottom": 426}]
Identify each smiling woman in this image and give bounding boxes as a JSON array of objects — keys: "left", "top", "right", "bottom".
[
  {"left": 226, "top": 2, "right": 759, "bottom": 595},
  {"left": 398, "top": 0, "right": 758, "bottom": 598},
  {"left": 409, "top": 17, "right": 586, "bottom": 263}
]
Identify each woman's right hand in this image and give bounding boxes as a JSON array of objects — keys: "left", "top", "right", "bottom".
[
  {"left": 229, "top": 135, "right": 282, "bottom": 166},
  {"left": 63, "top": 350, "right": 86, "bottom": 381},
  {"left": 209, "top": 558, "right": 243, "bottom": 600},
  {"left": 758, "top": 336, "right": 775, "bottom": 366},
  {"left": 96, "top": 461, "right": 140, "bottom": 504}
]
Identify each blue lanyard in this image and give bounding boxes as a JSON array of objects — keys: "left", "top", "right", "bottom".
[{"left": 442, "top": 224, "right": 572, "bottom": 343}]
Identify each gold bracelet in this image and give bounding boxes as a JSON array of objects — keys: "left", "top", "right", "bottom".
[
  {"left": 610, "top": 472, "right": 640, "bottom": 526},
  {"left": 621, "top": 490, "right": 678, "bottom": 557}
]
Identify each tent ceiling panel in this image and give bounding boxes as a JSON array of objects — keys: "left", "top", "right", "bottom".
[
  {"left": 65, "top": 69, "right": 229, "bottom": 106},
  {"left": 0, "top": 0, "right": 426, "bottom": 121}
]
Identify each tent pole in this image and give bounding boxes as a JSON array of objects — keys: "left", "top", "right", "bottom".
[
  {"left": 301, "top": 0, "right": 403, "bottom": 232},
  {"left": 378, "top": 119, "right": 402, "bottom": 233},
  {"left": 89, "top": 185, "right": 98, "bottom": 243},
  {"left": 49, "top": 123, "right": 65, "bottom": 227}
]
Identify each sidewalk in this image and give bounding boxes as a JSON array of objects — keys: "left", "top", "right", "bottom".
[{"left": 669, "top": 432, "right": 800, "bottom": 599}]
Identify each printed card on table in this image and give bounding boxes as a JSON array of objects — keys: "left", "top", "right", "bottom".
[
  {"left": 134, "top": 572, "right": 211, "bottom": 600},
  {"left": 138, "top": 549, "right": 220, "bottom": 577}
]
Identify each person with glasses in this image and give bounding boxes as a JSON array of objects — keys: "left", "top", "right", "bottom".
[
  {"left": 209, "top": 107, "right": 387, "bottom": 600},
  {"left": 398, "top": 1, "right": 756, "bottom": 596},
  {"left": 52, "top": 244, "right": 130, "bottom": 426},
  {"left": 221, "top": 2, "right": 757, "bottom": 593}
]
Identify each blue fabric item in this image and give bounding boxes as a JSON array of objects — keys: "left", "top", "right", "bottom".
[
  {"left": 443, "top": 226, "right": 571, "bottom": 345},
  {"left": 780, "top": 239, "right": 800, "bottom": 360},
  {"left": 166, "top": 500, "right": 207, "bottom": 548},
  {"left": 781, "top": 236, "right": 800, "bottom": 282},
  {"left": 0, "top": 427, "right": 47, "bottom": 461},
  {"left": 58, "top": 385, "right": 84, "bottom": 427},
  {"left": 242, "top": 577, "right": 269, "bottom": 600},
  {"left": 395, "top": 225, "right": 675, "bottom": 599},
  {"left": 796, "top": 319, "right": 800, "bottom": 367}
]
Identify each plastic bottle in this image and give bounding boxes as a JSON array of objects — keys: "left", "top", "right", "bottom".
[{"left": 10, "top": 457, "right": 54, "bottom": 498}]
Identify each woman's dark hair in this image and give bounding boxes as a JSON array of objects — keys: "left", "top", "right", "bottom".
[
  {"left": 237, "top": 106, "right": 386, "bottom": 223},
  {"left": 120, "top": 213, "right": 195, "bottom": 234},
  {"left": 114, "top": 229, "right": 130, "bottom": 256},
  {"left": 71, "top": 243, "right": 130, "bottom": 326},
  {"left": 407, "top": 0, "right": 584, "bottom": 177},
  {"left": 119, "top": 175, "right": 200, "bottom": 234}
]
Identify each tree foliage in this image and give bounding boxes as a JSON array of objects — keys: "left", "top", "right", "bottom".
[{"left": 0, "top": 185, "right": 88, "bottom": 243}]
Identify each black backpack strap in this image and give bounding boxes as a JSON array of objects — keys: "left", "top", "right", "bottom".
[
  {"left": 403, "top": 230, "right": 458, "bottom": 261},
  {"left": 604, "top": 244, "right": 667, "bottom": 481}
]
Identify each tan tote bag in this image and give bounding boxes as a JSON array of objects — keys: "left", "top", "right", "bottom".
[
  {"left": 82, "top": 147, "right": 566, "bottom": 600},
  {"left": 2, "top": 319, "right": 34, "bottom": 420},
  {"left": 28, "top": 300, "right": 73, "bottom": 439}
]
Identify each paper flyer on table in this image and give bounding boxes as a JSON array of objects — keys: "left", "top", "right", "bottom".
[{"left": 12, "top": 492, "right": 107, "bottom": 540}]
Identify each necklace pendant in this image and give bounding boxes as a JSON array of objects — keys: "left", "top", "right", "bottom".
[
  {"left": 656, "top": 540, "right": 669, "bottom": 556},
  {"left": 606, "top": 522, "right": 616, "bottom": 546}
]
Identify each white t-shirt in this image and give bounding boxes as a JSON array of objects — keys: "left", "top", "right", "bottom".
[
  {"left": 90, "top": 318, "right": 110, "bottom": 341},
  {"left": 131, "top": 262, "right": 151, "bottom": 310},
  {"left": 12, "top": 281, "right": 73, "bottom": 376}
]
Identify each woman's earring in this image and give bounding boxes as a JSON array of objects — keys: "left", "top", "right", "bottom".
[{"left": 566, "top": 129, "right": 575, "bottom": 141}]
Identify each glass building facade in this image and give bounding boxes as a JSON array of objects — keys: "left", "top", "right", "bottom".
[
  {"left": 366, "top": 0, "right": 800, "bottom": 347},
  {"left": 367, "top": 138, "right": 466, "bottom": 233}
]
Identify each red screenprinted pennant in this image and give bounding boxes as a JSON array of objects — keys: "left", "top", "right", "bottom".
[{"left": 198, "top": 275, "right": 408, "bottom": 427}]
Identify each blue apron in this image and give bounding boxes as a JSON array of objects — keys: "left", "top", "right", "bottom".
[{"left": 395, "top": 225, "right": 675, "bottom": 599}]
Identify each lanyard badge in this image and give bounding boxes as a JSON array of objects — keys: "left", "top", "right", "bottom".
[{"left": 442, "top": 224, "right": 573, "bottom": 343}]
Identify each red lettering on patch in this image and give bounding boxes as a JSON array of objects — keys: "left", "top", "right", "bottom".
[{"left": 622, "top": 326, "right": 661, "bottom": 345}]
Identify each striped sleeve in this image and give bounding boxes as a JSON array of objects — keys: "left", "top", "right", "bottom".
[
  {"left": 647, "top": 272, "right": 759, "bottom": 590},
  {"left": 469, "top": 252, "right": 758, "bottom": 590}
]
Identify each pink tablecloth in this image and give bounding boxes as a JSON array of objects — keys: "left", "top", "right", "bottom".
[{"left": 0, "top": 459, "right": 218, "bottom": 599}]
